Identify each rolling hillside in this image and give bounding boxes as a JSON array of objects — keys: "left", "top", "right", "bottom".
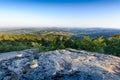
[{"left": 0, "top": 27, "right": 120, "bottom": 38}]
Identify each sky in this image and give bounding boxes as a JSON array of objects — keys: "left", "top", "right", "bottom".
[{"left": 0, "top": 0, "right": 120, "bottom": 29}]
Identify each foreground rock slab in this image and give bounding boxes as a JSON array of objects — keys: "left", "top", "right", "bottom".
[{"left": 0, "top": 48, "right": 120, "bottom": 80}]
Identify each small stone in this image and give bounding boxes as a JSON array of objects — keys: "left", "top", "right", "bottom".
[{"left": 30, "top": 60, "right": 39, "bottom": 69}]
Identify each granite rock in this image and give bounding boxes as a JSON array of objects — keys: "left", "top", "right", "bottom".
[{"left": 0, "top": 48, "right": 120, "bottom": 80}]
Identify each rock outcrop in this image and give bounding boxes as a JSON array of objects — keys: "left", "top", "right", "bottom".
[{"left": 0, "top": 48, "right": 120, "bottom": 80}]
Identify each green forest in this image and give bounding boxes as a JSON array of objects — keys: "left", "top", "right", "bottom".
[{"left": 0, "top": 33, "right": 120, "bottom": 57}]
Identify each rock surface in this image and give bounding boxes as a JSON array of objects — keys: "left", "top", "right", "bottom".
[{"left": 0, "top": 48, "right": 120, "bottom": 80}]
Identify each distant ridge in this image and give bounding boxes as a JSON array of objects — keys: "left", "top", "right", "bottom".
[{"left": 0, "top": 27, "right": 120, "bottom": 38}]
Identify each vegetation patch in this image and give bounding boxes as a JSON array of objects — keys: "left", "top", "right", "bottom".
[{"left": 0, "top": 33, "right": 120, "bottom": 57}]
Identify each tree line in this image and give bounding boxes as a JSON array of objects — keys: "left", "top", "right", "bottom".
[{"left": 0, "top": 34, "right": 120, "bottom": 57}]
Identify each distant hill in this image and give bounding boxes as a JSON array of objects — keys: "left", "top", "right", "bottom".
[
  {"left": 0, "top": 27, "right": 70, "bottom": 35},
  {"left": 0, "top": 28, "right": 39, "bottom": 35},
  {"left": 0, "top": 27, "right": 120, "bottom": 38}
]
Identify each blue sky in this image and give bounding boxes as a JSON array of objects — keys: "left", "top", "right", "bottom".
[{"left": 0, "top": 0, "right": 120, "bottom": 28}]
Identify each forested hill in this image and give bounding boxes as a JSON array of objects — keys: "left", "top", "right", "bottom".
[
  {"left": 0, "top": 27, "right": 120, "bottom": 57},
  {"left": 70, "top": 28, "right": 120, "bottom": 38},
  {"left": 0, "top": 28, "right": 120, "bottom": 38},
  {"left": 0, "top": 27, "right": 70, "bottom": 35}
]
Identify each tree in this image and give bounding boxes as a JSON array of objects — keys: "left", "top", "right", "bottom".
[
  {"left": 81, "top": 36, "right": 93, "bottom": 51},
  {"left": 58, "top": 43, "right": 65, "bottom": 49},
  {"left": 93, "top": 37, "right": 106, "bottom": 53},
  {"left": 104, "top": 38, "right": 120, "bottom": 56}
]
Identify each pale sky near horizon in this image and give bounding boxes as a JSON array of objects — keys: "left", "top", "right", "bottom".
[{"left": 0, "top": 0, "right": 120, "bottom": 29}]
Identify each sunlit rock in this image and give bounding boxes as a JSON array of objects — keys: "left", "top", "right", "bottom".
[{"left": 0, "top": 48, "right": 120, "bottom": 80}]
